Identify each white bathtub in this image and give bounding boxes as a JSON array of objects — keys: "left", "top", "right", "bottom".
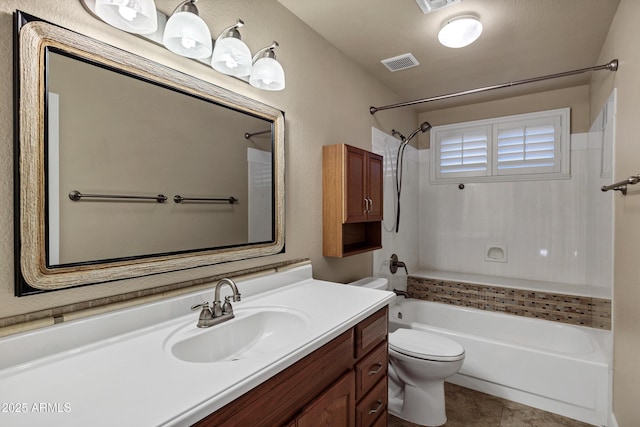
[{"left": 389, "top": 299, "right": 611, "bottom": 426}]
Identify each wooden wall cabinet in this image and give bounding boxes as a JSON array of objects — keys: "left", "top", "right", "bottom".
[
  {"left": 194, "top": 308, "right": 389, "bottom": 427},
  {"left": 323, "top": 144, "right": 383, "bottom": 257}
]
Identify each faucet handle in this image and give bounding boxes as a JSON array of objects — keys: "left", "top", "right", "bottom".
[
  {"left": 191, "top": 302, "right": 210, "bottom": 311},
  {"left": 191, "top": 302, "right": 213, "bottom": 328}
]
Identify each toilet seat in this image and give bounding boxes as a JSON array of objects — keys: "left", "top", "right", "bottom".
[{"left": 389, "top": 328, "right": 465, "bottom": 362}]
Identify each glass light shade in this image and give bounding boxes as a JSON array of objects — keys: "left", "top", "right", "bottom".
[
  {"left": 249, "top": 57, "right": 285, "bottom": 91},
  {"left": 95, "top": 0, "right": 158, "bottom": 34},
  {"left": 438, "top": 16, "right": 483, "bottom": 48},
  {"left": 211, "top": 37, "right": 253, "bottom": 77},
  {"left": 163, "top": 11, "right": 213, "bottom": 58}
]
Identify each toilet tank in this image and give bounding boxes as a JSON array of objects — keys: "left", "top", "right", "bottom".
[{"left": 348, "top": 277, "right": 389, "bottom": 290}]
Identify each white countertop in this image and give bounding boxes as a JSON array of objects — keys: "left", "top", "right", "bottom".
[{"left": 0, "top": 265, "right": 394, "bottom": 426}]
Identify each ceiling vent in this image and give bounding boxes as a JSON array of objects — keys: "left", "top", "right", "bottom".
[
  {"left": 381, "top": 53, "right": 420, "bottom": 72},
  {"left": 416, "top": 0, "right": 462, "bottom": 14}
]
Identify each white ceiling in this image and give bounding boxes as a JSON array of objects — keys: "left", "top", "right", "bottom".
[{"left": 276, "top": 0, "right": 619, "bottom": 112}]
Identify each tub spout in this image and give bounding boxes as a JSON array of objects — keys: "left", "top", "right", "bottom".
[{"left": 393, "top": 289, "right": 410, "bottom": 298}]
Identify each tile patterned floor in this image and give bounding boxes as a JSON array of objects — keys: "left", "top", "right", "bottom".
[{"left": 387, "top": 383, "right": 594, "bottom": 427}]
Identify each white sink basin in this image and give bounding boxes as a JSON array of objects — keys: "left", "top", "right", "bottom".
[{"left": 166, "top": 307, "right": 309, "bottom": 363}]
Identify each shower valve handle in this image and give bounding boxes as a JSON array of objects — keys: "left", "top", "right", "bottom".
[{"left": 390, "top": 254, "right": 408, "bottom": 275}]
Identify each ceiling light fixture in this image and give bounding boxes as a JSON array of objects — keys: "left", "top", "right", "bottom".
[
  {"left": 438, "top": 15, "right": 483, "bottom": 48},
  {"left": 249, "top": 42, "right": 285, "bottom": 91},
  {"left": 211, "top": 20, "right": 252, "bottom": 77},
  {"left": 163, "top": 0, "right": 212, "bottom": 58},
  {"left": 94, "top": 0, "right": 158, "bottom": 34}
]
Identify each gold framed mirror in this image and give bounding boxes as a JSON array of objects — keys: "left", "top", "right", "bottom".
[{"left": 15, "top": 13, "right": 285, "bottom": 294}]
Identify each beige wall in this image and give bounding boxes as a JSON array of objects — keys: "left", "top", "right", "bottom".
[
  {"left": 0, "top": 0, "right": 416, "bottom": 318},
  {"left": 589, "top": 0, "right": 640, "bottom": 424},
  {"left": 417, "top": 85, "right": 590, "bottom": 149}
]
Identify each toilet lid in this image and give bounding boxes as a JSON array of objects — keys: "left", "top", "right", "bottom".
[{"left": 389, "top": 328, "right": 465, "bottom": 362}]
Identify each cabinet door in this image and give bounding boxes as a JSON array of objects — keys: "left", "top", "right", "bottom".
[
  {"left": 296, "top": 371, "right": 355, "bottom": 427},
  {"left": 365, "top": 153, "right": 383, "bottom": 221},
  {"left": 345, "top": 145, "right": 368, "bottom": 223}
]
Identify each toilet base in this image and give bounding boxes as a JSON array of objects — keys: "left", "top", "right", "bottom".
[{"left": 388, "top": 380, "right": 447, "bottom": 427}]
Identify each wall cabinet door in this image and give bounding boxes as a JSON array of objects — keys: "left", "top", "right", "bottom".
[
  {"left": 345, "top": 145, "right": 383, "bottom": 223},
  {"left": 364, "top": 152, "right": 383, "bottom": 221}
]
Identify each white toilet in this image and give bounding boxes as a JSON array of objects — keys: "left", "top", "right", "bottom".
[
  {"left": 348, "top": 277, "right": 465, "bottom": 427},
  {"left": 388, "top": 328, "right": 465, "bottom": 426}
]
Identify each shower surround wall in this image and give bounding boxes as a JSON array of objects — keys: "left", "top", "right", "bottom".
[
  {"left": 371, "top": 127, "right": 419, "bottom": 289},
  {"left": 417, "top": 132, "right": 613, "bottom": 298}
]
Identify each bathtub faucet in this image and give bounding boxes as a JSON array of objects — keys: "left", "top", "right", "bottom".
[
  {"left": 393, "top": 289, "right": 410, "bottom": 298},
  {"left": 390, "top": 254, "right": 409, "bottom": 275}
]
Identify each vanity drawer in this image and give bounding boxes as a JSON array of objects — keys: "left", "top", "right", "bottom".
[
  {"left": 355, "top": 376, "right": 387, "bottom": 427},
  {"left": 355, "top": 307, "right": 388, "bottom": 358},
  {"left": 355, "top": 341, "right": 388, "bottom": 400}
]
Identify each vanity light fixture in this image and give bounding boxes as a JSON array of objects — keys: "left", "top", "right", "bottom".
[
  {"left": 211, "top": 20, "right": 253, "bottom": 77},
  {"left": 438, "top": 15, "right": 483, "bottom": 48},
  {"left": 163, "top": 0, "right": 212, "bottom": 58},
  {"left": 80, "top": 0, "right": 286, "bottom": 91},
  {"left": 94, "top": 0, "right": 158, "bottom": 34},
  {"left": 249, "top": 42, "right": 285, "bottom": 91}
]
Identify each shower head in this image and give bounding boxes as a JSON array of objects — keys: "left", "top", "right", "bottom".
[
  {"left": 404, "top": 121, "right": 432, "bottom": 144},
  {"left": 391, "top": 129, "right": 406, "bottom": 142}
]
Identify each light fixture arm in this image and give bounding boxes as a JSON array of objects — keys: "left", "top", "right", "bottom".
[
  {"left": 252, "top": 41, "right": 279, "bottom": 63},
  {"left": 215, "top": 19, "right": 245, "bottom": 44},
  {"left": 171, "top": 0, "right": 199, "bottom": 16}
]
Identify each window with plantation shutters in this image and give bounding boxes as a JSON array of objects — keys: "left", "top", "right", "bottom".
[
  {"left": 437, "top": 126, "right": 489, "bottom": 177},
  {"left": 430, "top": 108, "right": 570, "bottom": 183},
  {"left": 495, "top": 116, "right": 562, "bottom": 175}
]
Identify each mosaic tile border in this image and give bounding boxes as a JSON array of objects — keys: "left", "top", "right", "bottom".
[
  {"left": 0, "top": 259, "right": 309, "bottom": 334},
  {"left": 407, "top": 276, "right": 611, "bottom": 330}
]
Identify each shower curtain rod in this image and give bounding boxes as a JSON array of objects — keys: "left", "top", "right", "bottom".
[{"left": 369, "top": 59, "right": 619, "bottom": 115}]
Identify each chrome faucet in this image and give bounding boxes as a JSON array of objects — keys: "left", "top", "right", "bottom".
[{"left": 190, "top": 278, "right": 242, "bottom": 328}]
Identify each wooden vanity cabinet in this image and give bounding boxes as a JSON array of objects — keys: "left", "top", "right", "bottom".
[
  {"left": 323, "top": 144, "right": 383, "bottom": 257},
  {"left": 353, "top": 308, "right": 389, "bottom": 427},
  {"left": 193, "top": 307, "right": 388, "bottom": 427}
]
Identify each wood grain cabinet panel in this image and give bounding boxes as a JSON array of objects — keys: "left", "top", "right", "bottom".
[
  {"left": 296, "top": 371, "right": 355, "bottom": 427},
  {"left": 356, "top": 378, "right": 388, "bottom": 427},
  {"left": 193, "top": 329, "right": 354, "bottom": 427},
  {"left": 355, "top": 342, "right": 388, "bottom": 401},
  {"left": 323, "top": 144, "right": 383, "bottom": 257},
  {"left": 355, "top": 307, "right": 388, "bottom": 358}
]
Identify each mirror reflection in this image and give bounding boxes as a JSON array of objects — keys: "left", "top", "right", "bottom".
[
  {"left": 16, "top": 17, "right": 285, "bottom": 292},
  {"left": 47, "top": 51, "right": 274, "bottom": 266}
]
